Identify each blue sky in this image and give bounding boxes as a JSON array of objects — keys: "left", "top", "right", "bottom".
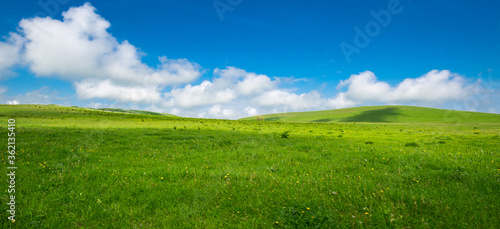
[{"left": 0, "top": 0, "right": 499, "bottom": 118}]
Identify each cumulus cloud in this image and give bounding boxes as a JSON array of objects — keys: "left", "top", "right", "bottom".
[
  {"left": 236, "top": 74, "right": 275, "bottom": 96},
  {"left": 75, "top": 80, "right": 162, "bottom": 104},
  {"left": 244, "top": 107, "right": 258, "bottom": 117},
  {"left": 165, "top": 80, "right": 236, "bottom": 108},
  {"left": 213, "top": 67, "right": 276, "bottom": 96},
  {"left": 336, "top": 70, "right": 474, "bottom": 106},
  {"left": 164, "top": 66, "right": 277, "bottom": 109},
  {"left": 160, "top": 66, "right": 337, "bottom": 118},
  {"left": 326, "top": 93, "right": 356, "bottom": 108},
  {"left": 16, "top": 3, "right": 201, "bottom": 103},
  {"left": 254, "top": 90, "right": 325, "bottom": 111},
  {"left": 204, "top": 105, "right": 237, "bottom": 119}
]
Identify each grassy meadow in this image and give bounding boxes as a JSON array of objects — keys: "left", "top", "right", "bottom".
[
  {"left": 1, "top": 104, "right": 499, "bottom": 228},
  {"left": 241, "top": 105, "right": 500, "bottom": 123}
]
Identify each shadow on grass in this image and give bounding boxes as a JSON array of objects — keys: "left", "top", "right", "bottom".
[
  {"left": 339, "top": 107, "right": 401, "bottom": 122},
  {"left": 264, "top": 117, "right": 282, "bottom": 121},
  {"left": 311, "top": 118, "right": 334, "bottom": 123}
]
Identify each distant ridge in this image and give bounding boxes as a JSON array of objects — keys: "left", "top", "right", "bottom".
[
  {"left": 96, "top": 108, "right": 177, "bottom": 117},
  {"left": 240, "top": 105, "right": 500, "bottom": 123},
  {"left": 0, "top": 104, "right": 178, "bottom": 118}
]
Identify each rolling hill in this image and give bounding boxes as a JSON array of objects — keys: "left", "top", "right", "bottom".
[
  {"left": 0, "top": 104, "right": 178, "bottom": 120},
  {"left": 96, "top": 108, "right": 177, "bottom": 116},
  {"left": 240, "top": 105, "right": 500, "bottom": 123}
]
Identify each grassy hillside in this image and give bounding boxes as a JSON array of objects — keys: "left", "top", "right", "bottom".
[
  {"left": 0, "top": 104, "right": 177, "bottom": 120},
  {"left": 0, "top": 104, "right": 499, "bottom": 228},
  {"left": 241, "top": 105, "right": 500, "bottom": 123},
  {"left": 96, "top": 108, "right": 177, "bottom": 117},
  {"left": 0, "top": 104, "right": 181, "bottom": 125}
]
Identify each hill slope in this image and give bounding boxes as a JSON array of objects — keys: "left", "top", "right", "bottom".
[
  {"left": 240, "top": 105, "right": 500, "bottom": 123},
  {"left": 0, "top": 104, "right": 179, "bottom": 120},
  {"left": 96, "top": 108, "right": 177, "bottom": 117}
]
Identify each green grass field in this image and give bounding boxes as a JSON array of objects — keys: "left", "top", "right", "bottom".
[
  {"left": 1, "top": 104, "right": 499, "bottom": 228},
  {"left": 241, "top": 105, "right": 500, "bottom": 124}
]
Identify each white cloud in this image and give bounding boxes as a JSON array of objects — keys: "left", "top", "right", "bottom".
[
  {"left": 326, "top": 93, "right": 356, "bottom": 108},
  {"left": 75, "top": 80, "right": 162, "bottom": 104},
  {"left": 151, "top": 57, "right": 203, "bottom": 86},
  {"left": 20, "top": 4, "right": 113, "bottom": 80},
  {"left": 337, "top": 70, "right": 474, "bottom": 105},
  {"left": 254, "top": 90, "right": 325, "bottom": 111},
  {"left": 162, "top": 67, "right": 336, "bottom": 117},
  {"left": 165, "top": 81, "right": 236, "bottom": 108},
  {"left": 391, "top": 70, "right": 470, "bottom": 103},
  {"left": 244, "top": 106, "right": 258, "bottom": 116},
  {"left": 164, "top": 67, "right": 278, "bottom": 109},
  {"left": 236, "top": 73, "right": 275, "bottom": 96},
  {"left": 203, "top": 105, "right": 237, "bottom": 119},
  {"left": 213, "top": 67, "right": 276, "bottom": 96},
  {"left": 7, "top": 100, "right": 19, "bottom": 105},
  {"left": 213, "top": 67, "right": 247, "bottom": 80},
  {"left": 17, "top": 3, "right": 201, "bottom": 102},
  {"left": 337, "top": 71, "right": 392, "bottom": 103}
]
